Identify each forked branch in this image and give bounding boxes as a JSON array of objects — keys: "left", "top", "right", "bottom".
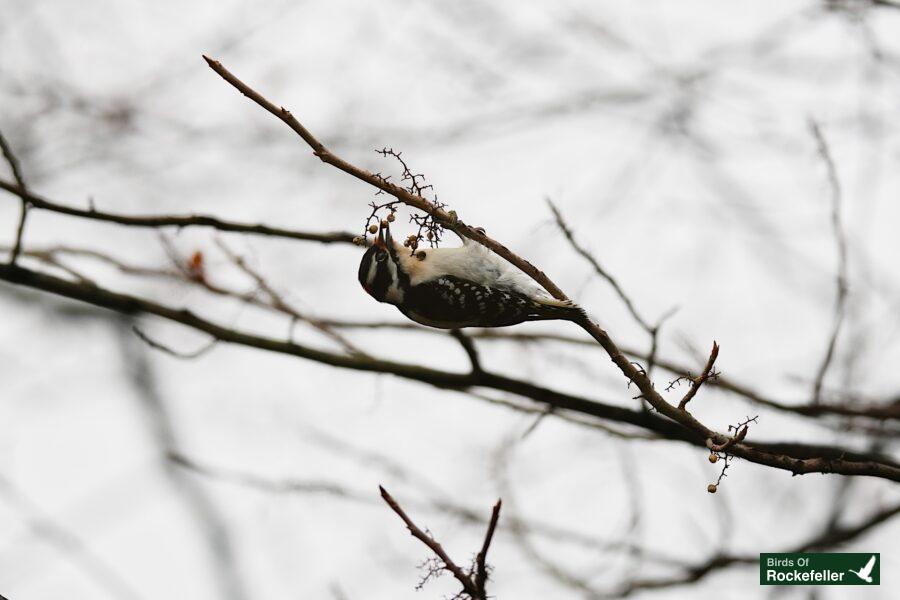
[{"left": 380, "top": 486, "right": 501, "bottom": 599}]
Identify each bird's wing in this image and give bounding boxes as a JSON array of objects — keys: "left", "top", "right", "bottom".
[
  {"left": 862, "top": 555, "right": 876, "bottom": 575},
  {"left": 403, "top": 275, "right": 544, "bottom": 328}
]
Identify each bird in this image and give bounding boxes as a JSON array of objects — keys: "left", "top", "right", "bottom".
[
  {"left": 358, "top": 220, "right": 586, "bottom": 329},
  {"left": 848, "top": 555, "right": 876, "bottom": 583}
]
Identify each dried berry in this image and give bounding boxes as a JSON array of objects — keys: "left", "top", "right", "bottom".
[
  {"left": 352, "top": 236, "right": 364, "bottom": 245},
  {"left": 707, "top": 484, "right": 717, "bottom": 494},
  {"left": 386, "top": 213, "right": 395, "bottom": 222},
  {"left": 368, "top": 224, "right": 378, "bottom": 234},
  {"left": 708, "top": 454, "right": 719, "bottom": 464}
]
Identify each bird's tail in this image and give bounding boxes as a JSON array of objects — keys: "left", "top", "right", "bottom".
[{"left": 532, "top": 297, "right": 589, "bottom": 322}]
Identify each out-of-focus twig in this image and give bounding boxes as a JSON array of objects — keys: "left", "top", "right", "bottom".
[
  {"left": 0, "top": 130, "right": 30, "bottom": 264},
  {"left": 1, "top": 262, "right": 898, "bottom": 480},
  {"left": 317, "top": 320, "right": 900, "bottom": 422},
  {"left": 132, "top": 325, "right": 217, "bottom": 359},
  {"left": 613, "top": 500, "right": 900, "bottom": 595},
  {"left": 21, "top": 240, "right": 896, "bottom": 426},
  {"left": 0, "top": 474, "right": 146, "bottom": 600},
  {"left": 809, "top": 120, "right": 848, "bottom": 406},
  {"left": 450, "top": 328, "right": 482, "bottom": 373},
  {"left": 547, "top": 198, "right": 677, "bottom": 377},
  {"left": 117, "top": 320, "right": 250, "bottom": 600},
  {"left": 213, "top": 238, "right": 366, "bottom": 356},
  {"left": 169, "top": 449, "right": 685, "bottom": 566}
]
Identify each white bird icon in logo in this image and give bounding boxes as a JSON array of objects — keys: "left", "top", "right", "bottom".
[{"left": 848, "top": 555, "right": 876, "bottom": 583}]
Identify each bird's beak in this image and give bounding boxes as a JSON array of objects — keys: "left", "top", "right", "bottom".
[
  {"left": 382, "top": 220, "right": 393, "bottom": 247},
  {"left": 373, "top": 222, "right": 386, "bottom": 249}
]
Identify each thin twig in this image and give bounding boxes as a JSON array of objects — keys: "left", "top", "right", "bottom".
[
  {"left": 546, "top": 198, "right": 680, "bottom": 378},
  {"left": 613, "top": 500, "right": 900, "bottom": 596},
  {"left": 132, "top": 325, "right": 217, "bottom": 359},
  {"left": 547, "top": 198, "right": 652, "bottom": 331},
  {"left": 171, "top": 449, "right": 669, "bottom": 563},
  {"left": 0, "top": 130, "right": 30, "bottom": 264},
  {"left": 213, "top": 238, "right": 366, "bottom": 356},
  {"left": 809, "top": 119, "right": 848, "bottom": 405},
  {"left": 474, "top": 500, "right": 502, "bottom": 597},
  {"left": 0, "top": 178, "right": 356, "bottom": 244},
  {"left": 678, "top": 341, "right": 720, "bottom": 410}
]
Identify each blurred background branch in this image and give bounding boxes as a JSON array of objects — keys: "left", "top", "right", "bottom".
[{"left": 1, "top": 1, "right": 899, "bottom": 598}]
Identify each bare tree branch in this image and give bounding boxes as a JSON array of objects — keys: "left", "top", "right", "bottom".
[
  {"left": 677, "top": 341, "right": 720, "bottom": 410},
  {"left": 450, "top": 328, "right": 482, "bottom": 374},
  {"left": 169, "top": 450, "right": 682, "bottom": 563},
  {"left": 213, "top": 237, "right": 365, "bottom": 355},
  {"left": 201, "top": 56, "right": 812, "bottom": 485},
  {"left": 809, "top": 119, "right": 849, "bottom": 405},
  {"left": 1, "top": 263, "right": 897, "bottom": 481},
  {"left": 615, "top": 500, "right": 900, "bottom": 595},
  {"left": 0, "top": 130, "right": 30, "bottom": 264},
  {"left": 547, "top": 198, "right": 653, "bottom": 332},
  {"left": 203, "top": 55, "right": 569, "bottom": 300},
  {"left": 380, "top": 486, "right": 500, "bottom": 600},
  {"left": 547, "top": 198, "right": 679, "bottom": 378},
  {"left": 0, "top": 178, "right": 356, "bottom": 245},
  {"left": 18, "top": 241, "right": 897, "bottom": 426},
  {"left": 319, "top": 321, "right": 900, "bottom": 422},
  {"left": 132, "top": 325, "right": 217, "bottom": 359},
  {"left": 474, "top": 499, "right": 502, "bottom": 597}
]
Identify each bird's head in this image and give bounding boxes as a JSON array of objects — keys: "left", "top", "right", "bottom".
[{"left": 358, "top": 220, "right": 409, "bottom": 305}]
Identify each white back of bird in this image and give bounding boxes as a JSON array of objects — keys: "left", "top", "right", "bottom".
[{"left": 396, "top": 237, "right": 548, "bottom": 299}]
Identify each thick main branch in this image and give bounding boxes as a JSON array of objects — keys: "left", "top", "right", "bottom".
[{"left": 1, "top": 263, "right": 897, "bottom": 481}]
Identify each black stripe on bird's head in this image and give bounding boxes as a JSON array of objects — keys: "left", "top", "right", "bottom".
[{"left": 357, "top": 220, "right": 408, "bottom": 304}]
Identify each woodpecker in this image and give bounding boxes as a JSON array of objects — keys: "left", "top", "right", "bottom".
[{"left": 358, "top": 221, "right": 586, "bottom": 328}]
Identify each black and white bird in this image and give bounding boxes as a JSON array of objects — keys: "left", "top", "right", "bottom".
[{"left": 358, "top": 221, "right": 585, "bottom": 329}]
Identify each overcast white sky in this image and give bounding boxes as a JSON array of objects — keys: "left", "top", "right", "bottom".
[{"left": 1, "top": 1, "right": 899, "bottom": 599}]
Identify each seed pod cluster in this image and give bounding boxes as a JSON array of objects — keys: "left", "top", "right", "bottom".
[{"left": 402, "top": 233, "right": 419, "bottom": 250}]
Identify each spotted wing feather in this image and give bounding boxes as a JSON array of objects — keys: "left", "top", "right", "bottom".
[{"left": 399, "top": 276, "right": 582, "bottom": 329}]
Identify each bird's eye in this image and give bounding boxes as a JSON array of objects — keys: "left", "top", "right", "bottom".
[{"left": 375, "top": 251, "right": 388, "bottom": 262}]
